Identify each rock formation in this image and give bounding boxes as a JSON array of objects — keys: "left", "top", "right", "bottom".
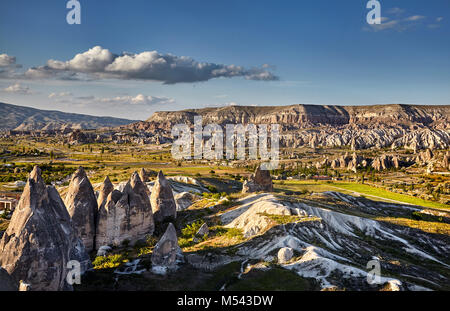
[
  {"left": 139, "top": 168, "right": 157, "bottom": 183},
  {"left": 0, "top": 267, "right": 16, "bottom": 291},
  {"left": 64, "top": 167, "right": 98, "bottom": 252},
  {"left": 193, "top": 223, "right": 209, "bottom": 243},
  {"left": 126, "top": 104, "right": 450, "bottom": 151},
  {"left": 151, "top": 223, "right": 183, "bottom": 273},
  {"left": 151, "top": 171, "right": 177, "bottom": 224},
  {"left": 131, "top": 171, "right": 151, "bottom": 198},
  {"left": 372, "top": 155, "right": 399, "bottom": 171},
  {"left": 278, "top": 247, "right": 294, "bottom": 264},
  {"left": 242, "top": 166, "right": 273, "bottom": 193},
  {"left": 174, "top": 192, "right": 200, "bottom": 211},
  {"left": 443, "top": 151, "right": 450, "bottom": 169},
  {"left": 0, "top": 166, "right": 91, "bottom": 291},
  {"left": 97, "top": 176, "right": 114, "bottom": 211},
  {"left": 418, "top": 149, "right": 434, "bottom": 164},
  {"left": 96, "top": 173, "right": 154, "bottom": 248}
]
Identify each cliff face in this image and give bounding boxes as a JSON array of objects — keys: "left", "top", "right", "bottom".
[
  {"left": 134, "top": 104, "right": 450, "bottom": 131},
  {"left": 124, "top": 104, "right": 450, "bottom": 151}
]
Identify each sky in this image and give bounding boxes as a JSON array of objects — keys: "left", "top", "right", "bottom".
[{"left": 0, "top": 0, "right": 449, "bottom": 120}]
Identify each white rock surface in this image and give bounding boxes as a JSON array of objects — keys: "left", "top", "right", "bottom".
[{"left": 278, "top": 247, "right": 294, "bottom": 264}]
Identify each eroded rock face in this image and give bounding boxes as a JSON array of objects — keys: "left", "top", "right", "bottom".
[
  {"left": 139, "top": 168, "right": 157, "bottom": 183},
  {"left": 0, "top": 166, "right": 91, "bottom": 291},
  {"left": 97, "top": 176, "right": 114, "bottom": 211},
  {"left": 418, "top": 149, "right": 434, "bottom": 164},
  {"left": 371, "top": 154, "right": 406, "bottom": 171},
  {"left": 196, "top": 223, "right": 209, "bottom": 237},
  {"left": 0, "top": 267, "right": 16, "bottom": 291},
  {"left": 174, "top": 192, "right": 199, "bottom": 211},
  {"left": 242, "top": 166, "right": 273, "bottom": 193},
  {"left": 64, "top": 167, "right": 98, "bottom": 252},
  {"left": 278, "top": 247, "right": 294, "bottom": 264},
  {"left": 151, "top": 223, "right": 183, "bottom": 272},
  {"left": 151, "top": 171, "right": 177, "bottom": 223},
  {"left": 443, "top": 151, "right": 450, "bottom": 169},
  {"left": 96, "top": 173, "right": 154, "bottom": 248}
]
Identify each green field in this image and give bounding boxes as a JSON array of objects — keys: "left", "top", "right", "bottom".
[{"left": 275, "top": 180, "right": 450, "bottom": 211}]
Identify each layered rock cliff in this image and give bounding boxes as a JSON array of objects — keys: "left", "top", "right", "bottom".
[{"left": 126, "top": 104, "right": 450, "bottom": 150}]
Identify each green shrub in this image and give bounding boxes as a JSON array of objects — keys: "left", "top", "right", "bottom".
[
  {"left": 92, "top": 254, "right": 128, "bottom": 269},
  {"left": 181, "top": 220, "right": 205, "bottom": 238}
]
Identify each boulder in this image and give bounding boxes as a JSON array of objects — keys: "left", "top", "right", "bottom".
[
  {"left": 174, "top": 192, "right": 199, "bottom": 211},
  {"left": 196, "top": 223, "right": 209, "bottom": 237},
  {"left": 151, "top": 171, "right": 177, "bottom": 223},
  {"left": 151, "top": 223, "right": 183, "bottom": 273},
  {"left": 0, "top": 267, "right": 16, "bottom": 291},
  {"left": 0, "top": 166, "right": 91, "bottom": 291},
  {"left": 242, "top": 165, "right": 273, "bottom": 193},
  {"left": 278, "top": 247, "right": 294, "bottom": 264},
  {"left": 19, "top": 281, "right": 31, "bottom": 291},
  {"left": 193, "top": 223, "right": 209, "bottom": 242},
  {"left": 96, "top": 245, "right": 112, "bottom": 257},
  {"left": 64, "top": 167, "right": 98, "bottom": 252}
]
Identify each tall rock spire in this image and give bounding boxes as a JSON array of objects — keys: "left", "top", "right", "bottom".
[
  {"left": 150, "top": 171, "right": 177, "bottom": 224},
  {"left": 97, "top": 176, "right": 114, "bottom": 211},
  {"left": 64, "top": 167, "right": 98, "bottom": 252},
  {"left": 96, "top": 172, "right": 154, "bottom": 248},
  {"left": 0, "top": 166, "right": 90, "bottom": 291}
]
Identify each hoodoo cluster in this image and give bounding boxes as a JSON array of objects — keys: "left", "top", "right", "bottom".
[{"left": 0, "top": 166, "right": 179, "bottom": 291}]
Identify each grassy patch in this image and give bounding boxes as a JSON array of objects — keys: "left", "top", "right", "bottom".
[
  {"left": 227, "top": 266, "right": 317, "bottom": 291},
  {"left": 329, "top": 182, "right": 450, "bottom": 210},
  {"left": 0, "top": 219, "right": 9, "bottom": 232},
  {"left": 375, "top": 217, "right": 450, "bottom": 235},
  {"left": 258, "top": 213, "right": 322, "bottom": 225},
  {"left": 276, "top": 180, "right": 449, "bottom": 210},
  {"left": 181, "top": 226, "right": 245, "bottom": 252},
  {"left": 92, "top": 254, "right": 128, "bottom": 270}
]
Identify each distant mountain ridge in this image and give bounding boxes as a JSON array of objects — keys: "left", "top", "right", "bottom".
[
  {"left": 0, "top": 102, "right": 136, "bottom": 131},
  {"left": 126, "top": 104, "right": 450, "bottom": 131},
  {"left": 122, "top": 104, "right": 450, "bottom": 151}
]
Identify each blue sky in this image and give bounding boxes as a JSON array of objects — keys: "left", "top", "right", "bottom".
[{"left": 0, "top": 0, "right": 449, "bottom": 120}]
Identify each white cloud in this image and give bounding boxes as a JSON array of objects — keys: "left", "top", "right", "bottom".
[
  {"left": 53, "top": 93, "right": 175, "bottom": 108},
  {"left": 97, "top": 94, "right": 175, "bottom": 106},
  {"left": 404, "top": 15, "right": 425, "bottom": 22},
  {"left": 366, "top": 8, "right": 435, "bottom": 32},
  {"left": 436, "top": 17, "right": 444, "bottom": 22},
  {"left": 49, "top": 92, "right": 72, "bottom": 98},
  {"left": 24, "top": 46, "right": 278, "bottom": 84},
  {"left": 368, "top": 20, "right": 400, "bottom": 31},
  {"left": 387, "top": 8, "right": 405, "bottom": 15},
  {"left": 0, "top": 54, "right": 16, "bottom": 67},
  {"left": 47, "top": 46, "right": 116, "bottom": 73},
  {"left": 3, "top": 83, "right": 32, "bottom": 95}
]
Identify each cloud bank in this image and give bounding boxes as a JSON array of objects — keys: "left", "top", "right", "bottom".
[
  {"left": 3, "top": 83, "right": 32, "bottom": 95},
  {"left": 0, "top": 54, "right": 17, "bottom": 67},
  {"left": 366, "top": 8, "right": 443, "bottom": 32},
  {"left": 25, "top": 46, "right": 278, "bottom": 84}
]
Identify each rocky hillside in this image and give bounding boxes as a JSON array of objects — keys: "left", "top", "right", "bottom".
[
  {"left": 0, "top": 102, "right": 135, "bottom": 131},
  {"left": 131, "top": 104, "right": 450, "bottom": 131},
  {"left": 125, "top": 104, "right": 450, "bottom": 150}
]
